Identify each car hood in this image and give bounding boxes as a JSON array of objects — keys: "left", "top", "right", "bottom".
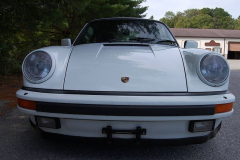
[{"left": 64, "top": 43, "right": 187, "bottom": 92}]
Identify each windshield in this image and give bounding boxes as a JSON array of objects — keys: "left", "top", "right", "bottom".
[{"left": 75, "top": 19, "right": 175, "bottom": 45}]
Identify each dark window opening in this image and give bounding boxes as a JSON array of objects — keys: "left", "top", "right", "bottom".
[
  {"left": 75, "top": 20, "right": 175, "bottom": 45},
  {"left": 228, "top": 51, "right": 240, "bottom": 59}
]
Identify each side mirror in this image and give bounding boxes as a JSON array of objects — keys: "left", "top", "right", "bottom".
[
  {"left": 61, "top": 38, "right": 71, "bottom": 46},
  {"left": 184, "top": 40, "right": 198, "bottom": 48}
]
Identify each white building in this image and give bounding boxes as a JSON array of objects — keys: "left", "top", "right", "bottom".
[{"left": 170, "top": 28, "right": 240, "bottom": 59}]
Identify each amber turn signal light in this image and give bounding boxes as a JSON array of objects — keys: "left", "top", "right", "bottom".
[
  {"left": 18, "top": 98, "right": 36, "bottom": 110},
  {"left": 215, "top": 103, "right": 233, "bottom": 113}
]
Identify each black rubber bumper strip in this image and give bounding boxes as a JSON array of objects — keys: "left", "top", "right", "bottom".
[
  {"left": 36, "top": 102, "right": 215, "bottom": 116},
  {"left": 22, "top": 87, "right": 229, "bottom": 96},
  {"left": 29, "top": 118, "right": 221, "bottom": 145}
]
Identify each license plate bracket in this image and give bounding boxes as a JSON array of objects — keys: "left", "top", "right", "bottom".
[{"left": 102, "top": 126, "right": 146, "bottom": 145}]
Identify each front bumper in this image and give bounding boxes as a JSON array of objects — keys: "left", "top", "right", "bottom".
[
  {"left": 16, "top": 89, "right": 234, "bottom": 107},
  {"left": 29, "top": 118, "right": 222, "bottom": 145},
  {"left": 16, "top": 89, "right": 235, "bottom": 143}
]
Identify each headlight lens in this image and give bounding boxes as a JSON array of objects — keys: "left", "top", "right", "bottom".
[
  {"left": 23, "top": 51, "right": 52, "bottom": 82},
  {"left": 200, "top": 54, "right": 229, "bottom": 86}
]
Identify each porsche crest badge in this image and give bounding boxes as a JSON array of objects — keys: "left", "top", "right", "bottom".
[{"left": 121, "top": 77, "right": 129, "bottom": 83}]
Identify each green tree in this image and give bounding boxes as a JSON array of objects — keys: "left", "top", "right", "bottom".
[
  {"left": 175, "top": 17, "right": 191, "bottom": 28},
  {"left": 160, "top": 11, "right": 176, "bottom": 27},
  {"left": 0, "top": 0, "right": 147, "bottom": 75},
  {"left": 160, "top": 7, "right": 235, "bottom": 29},
  {"left": 235, "top": 16, "right": 240, "bottom": 29},
  {"left": 184, "top": 9, "right": 199, "bottom": 18},
  {"left": 199, "top": 8, "right": 213, "bottom": 17},
  {"left": 194, "top": 14, "right": 215, "bottom": 28},
  {"left": 212, "top": 8, "right": 234, "bottom": 29},
  {"left": 149, "top": 15, "right": 154, "bottom": 20}
]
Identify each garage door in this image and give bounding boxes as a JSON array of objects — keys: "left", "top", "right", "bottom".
[{"left": 229, "top": 42, "right": 240, "bottom": 51}]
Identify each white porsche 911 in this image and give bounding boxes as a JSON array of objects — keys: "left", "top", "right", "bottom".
[{"left": 16, "top": 17, "right": 235, "bottom": 145}]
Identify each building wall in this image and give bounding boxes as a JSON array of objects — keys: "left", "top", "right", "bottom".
[{"left": 175, "top": 37, "right": 240, "bottom": 59}]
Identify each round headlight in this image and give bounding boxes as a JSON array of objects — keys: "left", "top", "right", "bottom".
[
  {"left": 23, "top": 51, "right": 55, "bottom": 83},
  {"left": 198, "top": 54, "right": 229, "bottom": 86}
]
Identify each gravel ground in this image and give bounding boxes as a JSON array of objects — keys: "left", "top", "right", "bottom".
[
  {"left": 0, "top": 61, "right": 239, "bottom": 160},
  {"left": 0, "top": 101, "right": 10, "bottom": 115}
]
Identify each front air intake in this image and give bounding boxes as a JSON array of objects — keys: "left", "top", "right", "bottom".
[{"left": 103, "top": 44, "right": 149, "bottom": 47}]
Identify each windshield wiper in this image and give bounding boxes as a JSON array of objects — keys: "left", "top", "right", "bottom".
[
  {"left": 109, "top": 37, "right": 155, "bottom": 43},
  {"left": 153, "top": 39, "right": 177, "bottom": 45}
]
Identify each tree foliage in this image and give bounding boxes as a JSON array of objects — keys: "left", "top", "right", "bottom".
[
  {"left": 0, "top": 0, "right": 147, "bottom": 75},
  {"left": 160, "top": 8, "right": 236, "bottom": 29},
  {"left": 235, "top": 17, "right": 240, "bottom": 29},
  {"left": 149, "top": 15, "right": 154, "bottom": 20}
]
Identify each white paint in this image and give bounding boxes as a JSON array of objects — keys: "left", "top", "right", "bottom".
[
  {"left": 18, "top": 106, "right": 227, "bottom": 139},
  {"left": 179, "top": 48, "right": 230, "bottom": 92},
  {"left": 16, "top": 89, "right": 235, "bottom": 106},
  {"left": 23, "top": 46, "right": 73, "bottom": 89},
  {"left": 61, "top": 38, "right": 71, "bottom": 46},
  {"left": 64, "top": 43, "right": 187, "bottom": 92},
  {"left": 37, "top": 116, "right": 223, "bottom": 139}
]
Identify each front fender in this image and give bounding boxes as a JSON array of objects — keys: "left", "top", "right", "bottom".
[
  {"left": 23, "top": 46, "right": 73, "bottom": 89},
  {"left": 180, "top": 48, "right": 229, "bottom": 92}
]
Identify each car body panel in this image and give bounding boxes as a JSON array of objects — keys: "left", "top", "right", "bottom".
[
  {"left": 22, "top": 111, "right": 223, "bottom": 139},
  {"left": 18, "top": 104, "right": 233, "bottom": 121},
  {"left": 16, "top": 89, "right": 235, "bottom": 106},
  {"left": 17, "top": 18, "right": 235, "bottom": 144},
  {"left": 23, "top": 46, "right": 73, "bottom": 89},
  {"left": 64, "top": 43, "right": 187, "bottom": 92},
  {"left": 180, "top": 49, "right": 230, "bottom": 92}
]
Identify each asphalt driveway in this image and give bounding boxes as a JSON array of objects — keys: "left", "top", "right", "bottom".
[{"left": 0, "top": 60, "right": 239, "bottom": 160}]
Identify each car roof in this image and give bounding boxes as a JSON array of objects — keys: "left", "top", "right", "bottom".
[{"left": 89, "top": 17, "right": 161, "bottom": 23}]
